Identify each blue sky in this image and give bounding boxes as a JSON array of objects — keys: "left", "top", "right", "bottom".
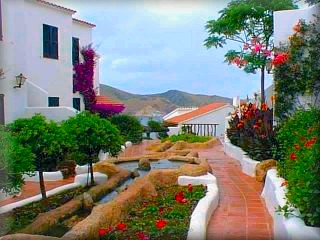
[{"left": 54, "top": 0, "right": 273, "bottom": 98}]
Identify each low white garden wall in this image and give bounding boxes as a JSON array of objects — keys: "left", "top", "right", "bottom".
[
  {"left": 23, "top": 171, "right": 64, "bottom": 182},
  {"left": 261, "top": 169, "right": 320, "bottom": 240},
  {"left": 178, "top": 173, "right": 219, "bottom": 240},
  {"left": 224, "top": 138, "right": 259, "bottom": 177}
]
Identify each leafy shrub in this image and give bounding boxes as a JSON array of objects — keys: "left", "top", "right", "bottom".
[
  {"left": 8, "top": 115, "right": 69, "bottom": 199},
  {"left": 147, "top": 120, "right": 169, "bottom": 139},
  {"left": 0, "top": 127, "right": 34, "bottom": 194},
  {"left": 110, "top": 114, "right": 144, "bottom": 144},
  {"left": 62, "top": 111, "right": 122, "bottom": 185},
  {"left": 163, "top": 134, "right": 211, "bottom": 143},
  {"left": 275, "top": 109, "right": 320, "bottom": 227},
  {"left": 226, "top": 103, "right": 275, "bottom": 161}
]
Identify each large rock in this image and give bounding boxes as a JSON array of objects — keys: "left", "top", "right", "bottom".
[
  {"left": 152, "top": 141, "right": 174, "bottom": 152},
  {"left": 93, "top": 162, "right": 120, "bottom": 177},
  {"left": 82, "top": 192, "right": 94, "bottom": 211},
  {"left": 138, "top": 158, "right": 151, "bottom": 171},
  {"left": 173, "top": 141, "right": 189, "bottom": 150},
  {"left": 255, "top": 159, "right": 277, "bottom": 182}
]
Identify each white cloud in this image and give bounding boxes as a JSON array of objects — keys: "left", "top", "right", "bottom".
[{"left": 110, "top": 58, "right": 129, "bottom": 69}]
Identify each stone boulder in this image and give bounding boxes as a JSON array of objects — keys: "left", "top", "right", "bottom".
[
  {"left": 152, "top": 141, "right": 173, "bottom": 152},
  {"left": 82, "top": 192, "right": 94, "bottom": 211},
  {"left": 93, "top": 162, "right": 120, "bottom": 177},
  {"left": 173, "top": 141, "right": 189, "bottom": 150},
  {"left": 131, "top": 169, "right": 140, "bottom": 178},
  {"left": 138, "top": 158, "right": 151, "bottom": 171},
  {"left": 255, "top": 159, "right": 277, "bottom": 182}
]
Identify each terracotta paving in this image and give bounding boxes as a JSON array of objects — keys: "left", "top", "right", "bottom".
[
  {"left": 198, "top": 144, "right": 273, "bottom": 240},
  {"left": 0, "top": 177, "right": 74, "bottom": 207}
]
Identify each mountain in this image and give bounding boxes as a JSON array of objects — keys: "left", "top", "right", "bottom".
[{"left": 99, "top": 84, "right": 233, "bottom": 116}]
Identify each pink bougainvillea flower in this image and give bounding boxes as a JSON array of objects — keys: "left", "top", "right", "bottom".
[
  {"left": 116, "top": 223, "right": 127, "bottom": 231},
  {"left": 290, "top": 153, "right": 297, "bottom": 161},
  {"left": 281, "top": 181, "right": 288, "bottom": 187},
  {"left": 188, "top": 184, "right": 193, "bottom": 192},
  {"left": 263, "top": 49, "right": 272, "bottom": 57},
  {"left": 136, "top": 232, "right": 149, "bottom": 240},
  {"left": 155, "top": 219, "right": 167, "bottom": 229},
  {"left": 294, "top": 144, "right": 301, "bottom": 151},
  {"left": 254, "top": 44, "right": 263, "bottom": 52}
]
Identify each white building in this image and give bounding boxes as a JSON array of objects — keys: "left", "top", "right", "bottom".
[
  {"left": 0, "top": 0, "right": 100, "bottom": 124},
  {"left": 164, "top": 102, "right": 234, "bottom": 137},
  {"left": 163, "top": 107, "right": 198, "bottom": 121}
]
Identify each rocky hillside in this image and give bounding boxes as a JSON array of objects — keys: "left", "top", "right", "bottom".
[{"left": 100, "top": 84, "right": 233, "bottom": 116}]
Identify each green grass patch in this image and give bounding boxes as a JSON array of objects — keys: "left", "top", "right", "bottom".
[{"left": 162, "top": 134, "right": 212, "bottom": 143}]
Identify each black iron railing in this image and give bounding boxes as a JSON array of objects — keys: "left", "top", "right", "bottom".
[{"left": 182, "top": 124, "right": 219, "bottom": 137}]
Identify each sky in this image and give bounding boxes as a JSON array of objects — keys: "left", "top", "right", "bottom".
[{"left": 53, "top": 0, "right": 273, "bottom": 98}]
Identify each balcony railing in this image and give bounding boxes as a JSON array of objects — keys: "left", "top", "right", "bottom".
[{"left": 182, "top": 123, "right": 219, "bottom": 137}]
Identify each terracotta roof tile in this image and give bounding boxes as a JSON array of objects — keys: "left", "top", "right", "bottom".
[
  {"left": 36, "top": 0, "right": 77, "bottom": 14},
  {"left": 165, "top": 102, "right": 229, "bottom": 124},
  {"left": 95, "top": 96, "right": 124, "bottom": 106},
  {"left": 73, "top": 18, "right": 96, "bottom": 28}
]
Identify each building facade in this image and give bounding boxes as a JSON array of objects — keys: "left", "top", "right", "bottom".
[{"left": 0, "top": 0, "right": 99, "bottom": 124}]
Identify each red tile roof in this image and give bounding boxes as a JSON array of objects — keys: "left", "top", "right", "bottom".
[
  {"left": 165, "top": 102, "right": 229, "bottom": 124},
  {"left": 95, "top": 96, "right": 124, "bottom": 106},
  {"left": 73, "top": 18, "right": 96, "bottom": 28},
  {"left": 36, "top": 0, "right": 77, "bottom": 14}
]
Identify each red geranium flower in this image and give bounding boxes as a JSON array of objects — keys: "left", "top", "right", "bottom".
[
  {"left": 294, "top": 144, "right": 300, "bottom": 151},
  {"left": 155, "top": 219, "right": 167, "bottom": 229},
  {"left": 290, "top": 153, "right": 297, "bottom": 161},
  {"left": 253, "top": 124, "right": 260, "bottom": 129},
  {"left": 137, "top": 232, "right": 149, "bottom": 240},
  {"left": 281, "top": 181, "right": 288, "bottom": 187},
  {"left": 175, "top": 192, "right": 188, "bottom": 204},
  {"left": 99, "top": 227, "right": 112, "bottom": 236},
  {"left": 188, "top": 184, "right": 193, "bottom": 192},
  {"left": 116, "top": 223, "right": 127, "bottom": 231},
  {"left": 304, "top": 137, "right": 317, "bottom": 148},
  {"left": 159, "top": 207, "right": 164, "bottom": 214}
]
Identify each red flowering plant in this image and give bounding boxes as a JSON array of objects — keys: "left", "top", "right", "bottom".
[
  {"left": 275, "top": 109, "right": 320, "bottom": 227},
  {"left": 273, "top": 18, "right": 320, "bottom": 120},
  {"left": 227, "top": 102, "right": 275, "bottom": 161},
  {"left": 99, "top": 184, "right": 206, "bottom": 240}
]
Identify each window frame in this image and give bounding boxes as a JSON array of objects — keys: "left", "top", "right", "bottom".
[
  {"left": 48, "top": 97, "right": 60, "bottom": 107},
  {"left": 43, "top": 24, "right": 59, "bottom": 60},
  {"left": 72, "top": 37, "right": 80, "bottom": 65}
]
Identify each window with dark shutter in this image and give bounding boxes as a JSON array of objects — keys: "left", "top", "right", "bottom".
[
  {"left": 48, "top": 97, "right": 59, "bottom": 107},
  {"left": 72, "top": 37, "right": 80, "bottom": 65},
  {"left": 73, "top": 98, "right": 81, "bottom": 111},
  {"left": 43, "top": 24, "right": 58, "bottom": 59}
]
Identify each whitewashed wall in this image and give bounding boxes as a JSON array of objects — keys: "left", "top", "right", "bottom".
[
  {"left": 0, "top": 0, "right": 97, "bottom": 124},
  {"left": 183, "top": 105, "right": 234, "bottom": 137}
]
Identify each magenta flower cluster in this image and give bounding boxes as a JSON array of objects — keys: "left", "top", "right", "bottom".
[{"left": 73, "top": 45, "right": 97, "bottom": 110}]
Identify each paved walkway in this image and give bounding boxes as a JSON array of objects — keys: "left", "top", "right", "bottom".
[{"left": 199, "top": 144, "right": 273, "bottom": 240}]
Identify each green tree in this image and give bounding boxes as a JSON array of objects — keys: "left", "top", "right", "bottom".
[
  {"left": 147, "top": 120, "right": 163, "bottom": 132},
  {"left": 110, "top": 114, "right": 144, "bottom": 144},
  {"left": 62, "top": 112, "right": 122, "bottom": 186},
  {"left": 8, "top": 115, "right": 68, "bottom": 199},
  {"left": 0, "top": 127, "right": 34, "bottom": 194},
  {"left": 204, "top": 0, "right": 296, "bottom": 103}
]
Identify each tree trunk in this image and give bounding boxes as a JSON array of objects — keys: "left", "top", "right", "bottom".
[
  {"left": 39, "top": 170, "right": 47, "bottom": 199},
  {"left": 89, "top": 160, "right": 94, "bottom": 186},
  {"left": 260, "top": 66, "right": 265, "bottom": 104}
]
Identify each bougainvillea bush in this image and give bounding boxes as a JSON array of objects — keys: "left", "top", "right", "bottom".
[
  {"left": 99, "top": 184, "right": 206, "bottom": 240},
  {"left": 273, "top": 19, "right": 320, "bottom": 120},
  {"left": 276, "top": 109, "right": 320, "bottom": 227},
  {"left": 226, "top": 103, "right": 274, "bottom": 161}
]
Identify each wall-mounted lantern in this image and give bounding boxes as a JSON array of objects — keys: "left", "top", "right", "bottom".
[{"left": 14, "top": 73, "right": 27, "bottom": 88}]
